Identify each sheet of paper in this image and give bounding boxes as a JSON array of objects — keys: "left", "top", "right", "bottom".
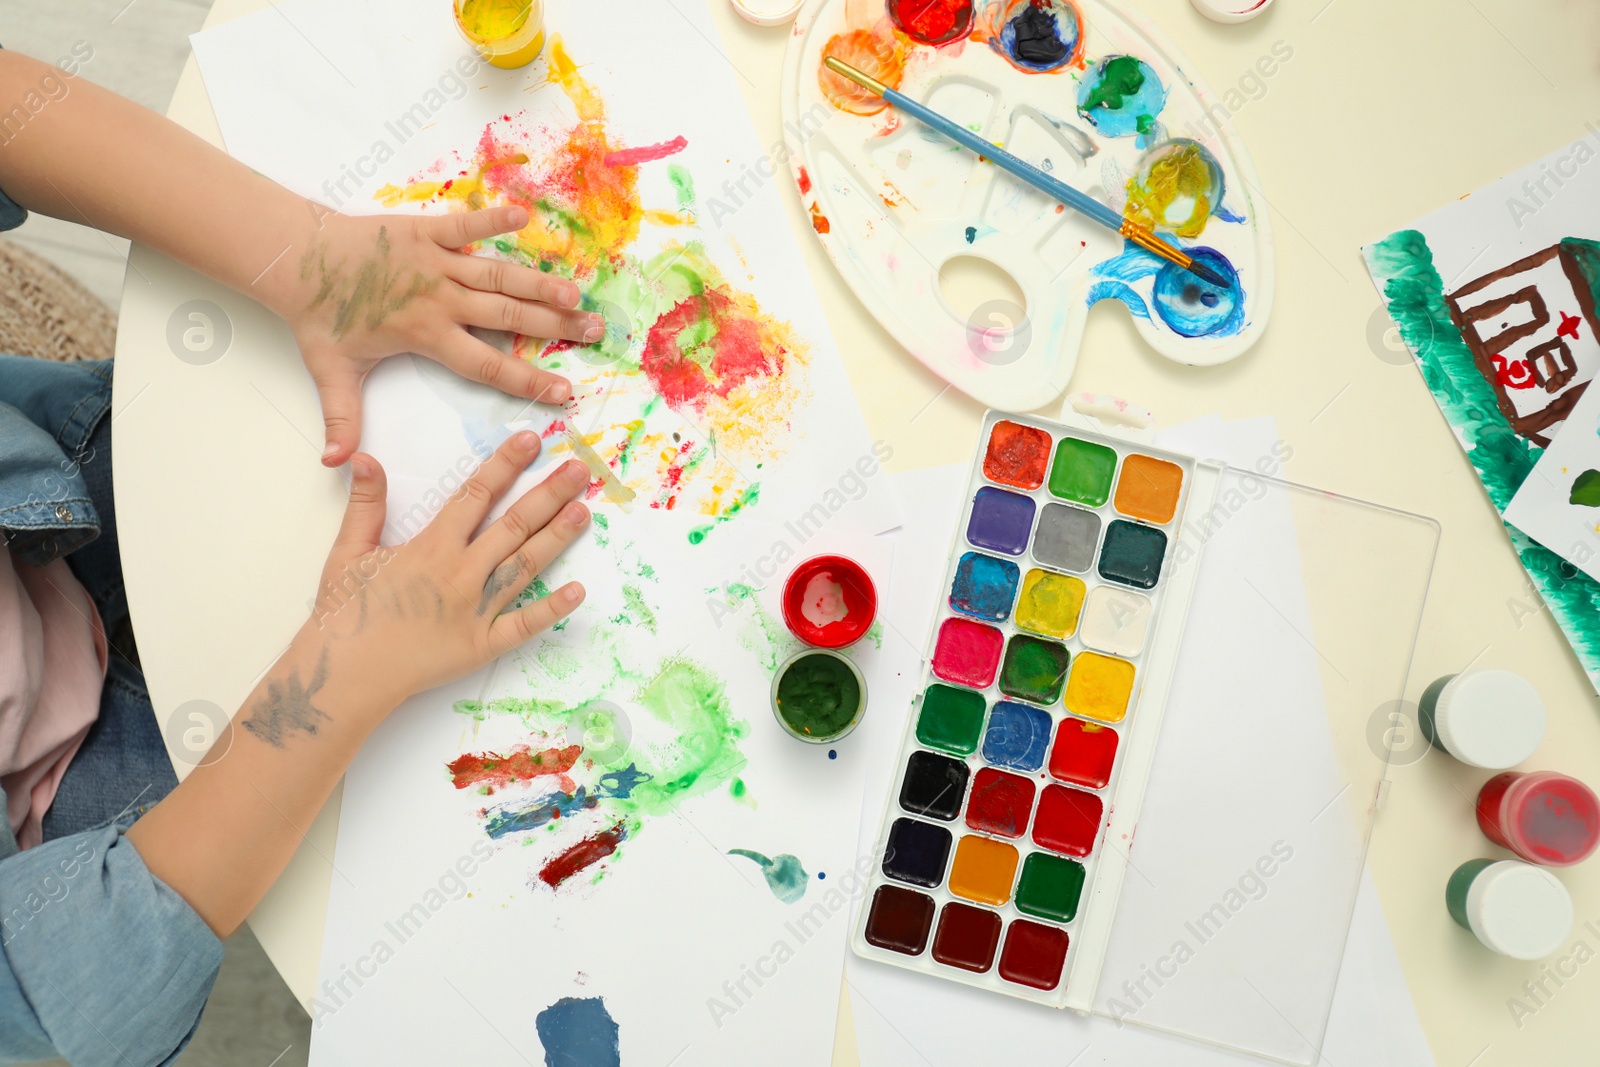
[
  {"left": 850, "top": 424, "right": 1435, "bottom": 1067},
  {"left": 1363, "top": 132, "right": 1600, "bottom": 690},
  {"left": 1505, "top": 372, "right": 1600, "bottom": 583},
  {"left": 192, "top": 1, "right": 904, "bottom": 1063}
]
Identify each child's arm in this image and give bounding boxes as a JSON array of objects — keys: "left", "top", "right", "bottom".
[
  {"left": 0, "top": 50, "right": 598, "bottom": 467},
  {"left": 125, "top": 431, "right": 588, "bottom": 935}
]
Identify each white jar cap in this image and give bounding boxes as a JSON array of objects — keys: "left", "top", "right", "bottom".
[
  {"left": 1189, "top": 0, "right": 1275, "bottom": 23},
  {"left": 1467, "top": 861, "right": 1573, "bottom": 960},
  {"left": 1434, "top": 669, "right": 1545, "bottom": 769},
  {"left": 730, "top": 0, "right": 805, "bottom": 26}
]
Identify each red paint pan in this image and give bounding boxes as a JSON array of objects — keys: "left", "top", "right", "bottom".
[{"left": 782, "top": 555, "right": 877, "bottom": 648}]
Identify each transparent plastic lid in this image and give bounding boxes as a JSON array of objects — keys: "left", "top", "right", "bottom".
[{"left": 1091, "top": 468, "right": 1439, "bottom": 1065}]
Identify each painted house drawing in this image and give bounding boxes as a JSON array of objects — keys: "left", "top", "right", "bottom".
[{"left": 1447, "top": 238, "right": 1600, "bottom": 447}]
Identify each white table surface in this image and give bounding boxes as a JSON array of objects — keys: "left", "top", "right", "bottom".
[{"left": 112, "top": 0, "right": 1600, "bottom": 1063}]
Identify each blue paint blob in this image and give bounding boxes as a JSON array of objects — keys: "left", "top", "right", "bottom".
[
  {"left": 1077, "top": 56, "right": 1167, "bottom": 139},
  {"left": 1086, "top": 280, "right": 1150, "bottom": 321},
  {"left": 991, "top": 0, "right": 1082, "bottom": 73},
  {"left": 981, "top": 701, "right": 1054, "bottom": 771},
  {"left": 535, "top": 996, "right": 621, "bottom": 1067},
  {"left": 828, "top": 750, "right": 838, "bottom": 760},
  {"left": 949, "top": 551, "right": 1022, "bottom": 621},
  {"left": 1152, "top": 247, "right": 1244, "bottom": 338},
  {"left": 818, "top": 871, "right": 827, "bottom": 879},
  {"left": 964, "top": 225, "right": 977, "bottom": 243}
]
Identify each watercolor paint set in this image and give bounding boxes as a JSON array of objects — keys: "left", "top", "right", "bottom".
[{"left": 853, "top": 409, "right": 1217, "bottom": 1009}]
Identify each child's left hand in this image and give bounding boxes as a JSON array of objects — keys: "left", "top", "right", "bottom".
[{"left": 273, "top": 205, "right": 599, "bottom": 467}]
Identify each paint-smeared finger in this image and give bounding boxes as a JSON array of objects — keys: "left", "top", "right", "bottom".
[
  {"left": 429, "top": 329, "right": 571, "bottom": 404},
  {"left": 478, "top": 500, "right": 590, "bottom": 618},
  {"left": 449, "top": 255, "right": 582, "bottom": 309},
  {"left": 431, "top": 430, "right": 542, "bottom": 543},
  {"left": 461, "top": 291, "right": 603, "bottom": 345},
  {"left": 489, "top": 581, "right": 586, "bottom": 651},
  {"left": 329, "top": 454, "right": 388, "bottom": 566},
  {"left": 467, "top": 458, "right": 591, "bottom": 572},
  {"left": 428, "top": 205, "right": 530, "bottom": 249}
]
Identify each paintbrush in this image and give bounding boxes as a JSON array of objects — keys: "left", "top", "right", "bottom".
[{"left": 823, "top": 57, "right": 1231, "bottom": 289}]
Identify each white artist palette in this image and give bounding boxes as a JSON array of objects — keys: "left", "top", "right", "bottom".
[{"left": 780, "top": 0, "right": 1275, "bottom": 409}]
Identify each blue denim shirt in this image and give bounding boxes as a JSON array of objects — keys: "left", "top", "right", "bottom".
[{"left": 0, "top": 183, "right": 223, "bottom": 1065}]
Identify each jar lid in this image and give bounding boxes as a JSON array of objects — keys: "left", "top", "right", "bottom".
[{"left": 730, "top": 0, "right": 806, "bottom": 27}]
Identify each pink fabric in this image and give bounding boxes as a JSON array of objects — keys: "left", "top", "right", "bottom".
[{"left": 0, "top": 546, "right": 105, "bottom": 849}]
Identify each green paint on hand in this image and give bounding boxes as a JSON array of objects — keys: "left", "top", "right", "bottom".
[
  {"left": 775, "top": 652, "right": 862, "bottom": 740},
  {"left": 1572, "top": 470, "right": 1600, "bottom": 506},
  {"left": 728, "top": 849, "right": 808, "bottom": 904}
]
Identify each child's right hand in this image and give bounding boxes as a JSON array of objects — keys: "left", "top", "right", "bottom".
[{"left": 297, "top": 431, "right": 590, "bottom": 715}]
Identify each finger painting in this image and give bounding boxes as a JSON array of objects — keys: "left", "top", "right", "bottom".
[
  {"left": 789, "top": 0, "right": 1273, "bottom": 410},
  {"left": 1365, "top": 132, "right": 1600, "bottom": 692},
  {"left": 378, "top": 39, "right": 812, "bottom": 527}
]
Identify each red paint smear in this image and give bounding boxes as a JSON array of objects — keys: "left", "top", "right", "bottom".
[
  {"left": 540, "top": 420, "right": 568, "bottom": 439},
  {"left": 603, "top": 135, "right": 689, "bottom": 167},
  {"left": 809, "top": 202, "right": 831, "bottom": 234},
  {"left": 448, "top": 744, "right": 582, "bottom": 793},
  {"left": 797, "top": 167, "right": 813, "bottom": 196},
  {"left": 539, "top": 821, "right": 628, "bottom": 887},
  {"left": 639, "top": 287, "right": 784, "bottom": 410},
  {"left": 888, "top": 0, "right": 975, "bottom": 45}
]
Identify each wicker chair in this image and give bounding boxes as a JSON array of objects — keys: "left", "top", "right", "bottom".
[{"left": 0, "top": 237, "right": 117, "bottom": 363}]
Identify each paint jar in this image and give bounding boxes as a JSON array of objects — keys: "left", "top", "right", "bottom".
[
  {"left": 771, "top": 649, "right": 867, "bottom": 744},
  {"left": 1446, "top": 859, "right": 1572, "bottom": 959},
  {"left": 728, "top": 0, "right": 805, "bottom": 27},
  {"left": 1417, "top": 669, "right": 1545, "bottom": 769},
  {"left": 454, "top": 0, "right": 546, "bottom": 70},
  {"left": 1189, "top": 0, "right": 1275, "bottom": 23},
  {"left": 781, "top": 555, "right": 877, "bottom": 649},
  {"left": 1475, "top": 771, "right": 1600, "bottom": 867}
]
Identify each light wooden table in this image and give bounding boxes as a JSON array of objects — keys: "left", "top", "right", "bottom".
[{"left": 113, "top": 0, "right": 1600, "bottom": 1062}]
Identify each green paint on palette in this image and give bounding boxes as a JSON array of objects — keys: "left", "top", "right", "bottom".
[
  {"left": 999, "top": 635, "right": 1070, "bottom": 705},
  {"left": 1049, "top": 437, "right": 1118, "bottom": 507},
  {"left": 1014, "top": 852, "right": 1086, "bottom": 922},
  {"left": 728, "top": 848, "right": 808, "bottom": 904},
  {"left": 773, "top": 651, "right": 864, "bottom": 743},
  {"left": 915, "top": 684, "right": 986, "bottom": 756}
]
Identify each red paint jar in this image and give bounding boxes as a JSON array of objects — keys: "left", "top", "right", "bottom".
[
  {"left": 781, "top": 555, "right": 877, "bottom": 649},
  {"left": 1476, "top": 771, "right": 1600, "bottom": 867}
]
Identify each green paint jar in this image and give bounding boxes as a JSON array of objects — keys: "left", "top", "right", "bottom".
[
  {"left": 1445, "top": 858, "right": 1572, "bottom": 960},
  {"left": 772, "top": 649, "right": 867, "bottom": 744}
]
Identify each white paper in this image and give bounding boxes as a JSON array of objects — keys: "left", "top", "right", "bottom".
[
  {"left": 192, "top": 1, "right": 906, "bottom": 1063},
  {"left": 1506, "top": 376, "right": 1600, "bottom": 582},
  {"left": 848, "top": 426, "right": 1435, "bottom": 1067}
]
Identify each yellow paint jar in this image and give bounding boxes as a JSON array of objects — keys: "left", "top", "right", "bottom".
[{"left": 454, "top": 0, "right": 546, "bottom": 70}]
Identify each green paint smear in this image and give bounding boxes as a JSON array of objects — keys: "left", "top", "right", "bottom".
[
  {"left": 1364, "top": 231, "right": 1600, "bottom": 677},
  {"left": 685, "top": 483, "right": 761, "bottom": 544},
  {"left": 668, "top": 163, "right": 695, "bottom": 212},
  {"left": 1572, "top": 470, "right": 1600, "bottom": 507},
  {"left": 728, "top": 849, "right": 808, "bottom": 905},
  {"left": 630, "top": 658, "right": 749, "bottom": 810},
  {"left": 593, "top": 514, "right": 610, "bottom": 530},
  {"left": 712, "top": 581, "right": 802, "bottom": 672},
  {"left": 613, "top": 582, "right": 658, "bottom": 633},
  {"left": 775, "top": 652, "right": 861, "bottom": 740}
]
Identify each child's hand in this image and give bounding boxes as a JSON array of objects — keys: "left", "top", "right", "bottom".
[
  {"left": 280, "top": 206, "right": 600, "bottom": 468},
  {"left": 304, "top": 430, "right": 591, "bottom": 708}
]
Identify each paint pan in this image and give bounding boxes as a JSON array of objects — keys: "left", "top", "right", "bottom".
[
  {"left": 453, "top": 0, "right": 546, "bottom": 69},
  {"left": 782, "top": 555, "right": 878, "bottom": 648},
  {"left": 1446, "top": 859, "right": 1573, "bottom": 959},
  {"left": 1476, "top": 771, "right": 1600, "bottom": 867},
  {"left": 854, "top": 409, "right": 1203, "bottom": 1009},
  {"left": 1418, "top": 669, "right": 1545, "bottom": 769},
  {"left": 771, "top": 649, "right": 867, "bottom": 744}
]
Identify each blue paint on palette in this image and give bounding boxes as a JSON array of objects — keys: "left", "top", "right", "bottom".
[
  {"left": 967, "top": 487, "right": 1037, "bottom": 556},
  {"left": 1152, "top": 248, "right": 1244, "bottom": 338},
  {"left": 950, "top": 552, "right": 1021, "bottom": 621},
  {"left": 1077, "top": 56, "right": 1168, "bottom": 140},
  {"left": 1086, "top": 280, "right": 1150, "bottom": 320},
  {"left": 536, "top": 996, "right": 621, "bottom": 1067},
  {"left": 981, "top": 701, "right": 1054, "bottom": 772}
]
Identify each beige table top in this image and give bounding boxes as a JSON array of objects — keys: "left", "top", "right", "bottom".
[{"left": 114, "top": 0, "right": 1600, "bottom": 1062}]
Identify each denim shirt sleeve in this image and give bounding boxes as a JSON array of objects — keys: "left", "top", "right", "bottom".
[
  {"left": 0, "top": 816, "right": 223, "bottom": 1066},
  {"left": 0, "top": 356, "right": 111, "bottom": 565},
  {"left": 0, "top": 184, "right": 22, "bottom": 232}
]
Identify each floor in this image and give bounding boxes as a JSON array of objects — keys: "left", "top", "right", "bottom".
[{"left": 7, "top": 3, "right": 313, "bottom": 1065}]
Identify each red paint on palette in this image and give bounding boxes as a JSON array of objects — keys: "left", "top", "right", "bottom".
[
  {"left": 447, "top": 744, "right": 582, "bottom": 793},
  {"left": 932, "top": 617, "right": 1005, "bottom": 689},
  {"left": 1032, "top": 784, "right": 1103, "bottom": 857},
  {"left": 782, "top": 555, "right": 878, "bottom": 648},
  {"left": 539, "top": 821, "right": 628, "bottom": 887},
  {"left": 1477, "top": 771, "right": 1600, "bottom": 867},
  {"left": 864, "top": 885, "right": 936, "bottom": 955},
  {"left": 888, "top": 0, "right": 976, "bottom": 45},
  {"left": 966, "top": 767, "right": 1036, "bottom": 839},
  {"left": 983, "top": 420, "right": 1052, "bottom": 490},
  {"left": 998, "top": 919, "right": 1070, "bottom": 990},
  {"left": 1048, "top": 720, "right": 1119, "bottom": 789},
  {"left": 932, "top": 902, "right": 1002, "bottom": 972}
]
